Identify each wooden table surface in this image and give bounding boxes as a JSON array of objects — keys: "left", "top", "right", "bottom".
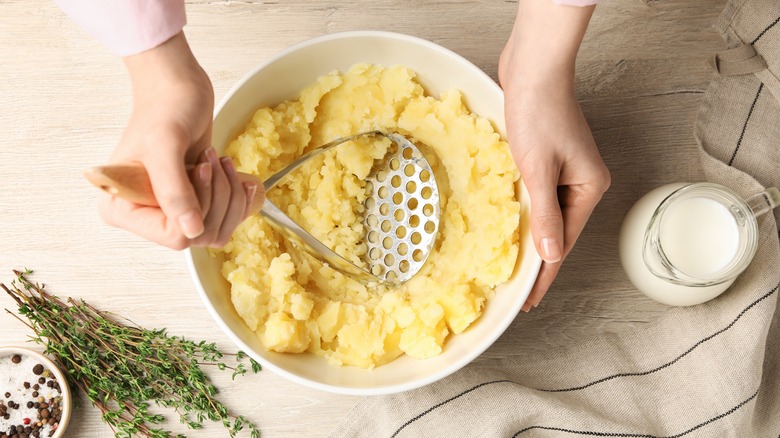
[{"left": 0, "top": 0, "right": 728, "bottom": 436}]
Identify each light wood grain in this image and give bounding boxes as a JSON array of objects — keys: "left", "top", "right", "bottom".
[{"left": 0, "top": 0, "right": 728, "bottom": 436}]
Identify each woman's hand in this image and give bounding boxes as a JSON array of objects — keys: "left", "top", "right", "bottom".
[
  {"left": 500, "top": 0, "right": 610, "bottom": 312},
  {"left": 98, "top": 31, "right": 257, "bottom": 249}
]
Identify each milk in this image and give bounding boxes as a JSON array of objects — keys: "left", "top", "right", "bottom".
[
  {"left": 619, "top": 184, "right": 739, "bottom": 306},
  {"left": 658, "top": 196, "right": 740, "bottom": 278}
]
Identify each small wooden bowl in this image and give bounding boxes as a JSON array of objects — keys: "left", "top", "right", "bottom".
[{"left": 0, "top": 346, "right": 72, "bottom": 438}]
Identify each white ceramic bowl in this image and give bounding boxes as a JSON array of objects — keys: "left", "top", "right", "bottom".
[
  {"left": 186, "top": 31, "right": 541, "bottom": 395},
  {"left": 0, "top": 346, "right": 72, "bottom": 437}
]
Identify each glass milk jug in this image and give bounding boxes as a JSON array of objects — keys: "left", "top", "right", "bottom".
[{"left": 619, "top": 182, "right": 780, "bottom": 306}]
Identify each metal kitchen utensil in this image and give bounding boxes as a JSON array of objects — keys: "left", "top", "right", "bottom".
[{"left": 84, "top": 131, "right": 440, "bottom": 286}]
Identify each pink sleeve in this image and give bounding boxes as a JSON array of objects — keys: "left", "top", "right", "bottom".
[
  {"left": 553, "top": 0, "right": 598, "bottom": 5},
  {"left": 53, "top": 0, "right": 186, "bottom": 57}
]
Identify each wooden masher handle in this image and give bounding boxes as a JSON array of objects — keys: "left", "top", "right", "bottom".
[{"left": 83, "top": 162, "right": 266, "bottom": 212}]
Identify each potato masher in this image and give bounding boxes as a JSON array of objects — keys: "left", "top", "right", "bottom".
[{"left": 84, "top": 131, "right": 441, "bottom": 286}]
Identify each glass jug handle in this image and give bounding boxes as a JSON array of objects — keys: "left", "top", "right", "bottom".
[{"left": 746, "top": 187, "right": 780, "bottom": 218}]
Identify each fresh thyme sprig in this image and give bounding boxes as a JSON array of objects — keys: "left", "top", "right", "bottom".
[{"left": 2, "top": 269, "right": 262, "bottom": 438}]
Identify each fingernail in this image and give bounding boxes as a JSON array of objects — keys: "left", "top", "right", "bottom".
[
  {"left": 178, "top": 210, "right": 204, "bottom": 239},
  {"left": 541, "top": 238, "right": 562, "bottom": 263},
  {"left": 199, "top": 163, "right": 212, "bottom": 186},
  {"left": 220, "top": 157, "right": 236, "bottom": 176},
  {"left": 521, "top": 302, "right": 532, "bottom": 313},
  {"left": 244, "top": 182, "right": 257, "bottom": 200},
  {"left": 205, "top": 147, "right": 218, "bottom": 163}
]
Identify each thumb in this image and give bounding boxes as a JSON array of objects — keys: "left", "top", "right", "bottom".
[
  {"left": 145, "top": 150, "right": 204, "bottom": 240},
  {"left": 524, "top": 167, "right": 564, "bottom": 264}
]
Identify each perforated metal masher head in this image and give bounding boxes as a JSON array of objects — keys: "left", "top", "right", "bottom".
[
  {"left": 258, "top": 131, "right": 440, "bottom": 287},
  {"left": 361, "top": 133, "right": 441, "bottom": 285}
]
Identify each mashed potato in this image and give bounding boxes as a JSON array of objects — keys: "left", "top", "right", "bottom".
[{"left": 215, "top": 64, "right": 521, "bottom": 368}]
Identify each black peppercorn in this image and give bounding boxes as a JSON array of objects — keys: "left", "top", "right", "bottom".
[
  {"left": 31, "top": 364, "right": 43, "bottom": 375},
  {"left": 11, "top": 354, "right": 22, "bottom": 364}
]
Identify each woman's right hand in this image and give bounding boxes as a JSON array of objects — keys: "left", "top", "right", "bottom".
[{"left": 97, "top": 31, "right": 258, "bottom": 250}]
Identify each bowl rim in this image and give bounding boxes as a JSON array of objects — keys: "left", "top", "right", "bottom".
[
  {"left": 0, "top": 345, "right": 72, "bottom": 437},
  {"left": 186, "top": 29, "right": 543, "bottom": 395}
]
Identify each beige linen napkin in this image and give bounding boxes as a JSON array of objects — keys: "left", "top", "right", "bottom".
[{"left": 331, "top": 0, "right": 780, "bottom": 436}]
